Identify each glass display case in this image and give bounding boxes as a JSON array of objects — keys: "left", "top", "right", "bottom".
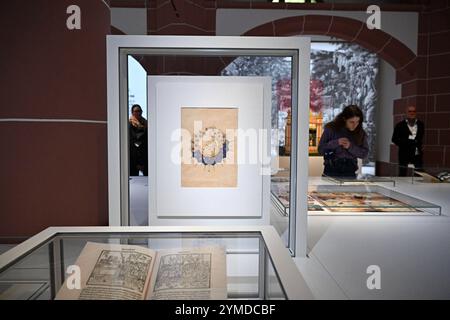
[
  {"left": 271, "top": 176, "right": 290, "bottom": 217},
  {"left": 107, "top": 36, "right": 312, "bottom": 258},
  {"left": 308, "top": 185, "right": 441, "bottom": 215},
  {"left": 0, "top": 226, "right": 312, "bottom": 300},
  {"left": 374, "top": 162, "right": 450, "bottom": 185},
  {"left": 272, "top": 173, "right": 441, "bottom": 215}
]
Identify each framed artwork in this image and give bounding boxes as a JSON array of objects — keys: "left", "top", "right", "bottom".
[
  {"left": 148, "top": 76, "right": 271, "bottom": 220},
  {"left": 181, "top": 107, "right": 238, "bottom": 188}
]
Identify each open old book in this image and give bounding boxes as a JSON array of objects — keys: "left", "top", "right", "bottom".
[{"left": 55, "top": 242, "right": 227, "bottom": 300}]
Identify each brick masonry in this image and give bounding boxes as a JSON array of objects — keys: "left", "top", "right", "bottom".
[
  {"left": 391, "top": 0, "right": 450, "bottom": 168},
  {"left": 111, "top": 0, "right": 450, "bottom": 169},
  {"left": 0, "top": 0, "right": 110, "bottom": 241}
]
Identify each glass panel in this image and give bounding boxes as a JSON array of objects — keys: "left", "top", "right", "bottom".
[
  {"left": 128, "top": 56, "right": 149, "bottom": 226},
  {"left": 309, "top": 41, "right": 379, "bottom": 163},
  {"left": 308, "top": 185, "right": 441, "bottom": 215},
  {"left": 383, "top": 163, "right": 450, "bottom": 184},
  {"left": 0, "top": 245, "right": 51, "bottom": 300},
  {"left": 270, "top": 176, "right": 290, "bottom": 217},
  {"left": 410, "top": 166, "right": 450, "bottom": 184},
  {"left": 222, "top": 55, "right": 294, "bottom": 248},
  {"left": 0, "top": 232, "right": 286, "bottom": 300},
  {"left": 121, "top": 49, "right": 299, "bottom": 253},
  {"left": 264, "top": 254, "right": 286, "bottom": 300},
  {"left": 308, "top": 41, "right": 379, "bottom": 193},
  {"left": 373, "top": 162, "right": 435, "bottom": 182},
  {"left": 0, "top": 282, "right": 50, "bottom": 300},
  {"left": 322, "top": 174, "right": 396, "bottom": 187}
]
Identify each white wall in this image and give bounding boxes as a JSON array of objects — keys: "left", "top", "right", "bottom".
[
  {"left": 216, "top": 9, "right": 418, "bottom": 54},
  {"left": 376, "top": 60, "right": 401, "bottom": 163},
  {"left": 111, "top": 8, "right": 147, "bottom": 35}
]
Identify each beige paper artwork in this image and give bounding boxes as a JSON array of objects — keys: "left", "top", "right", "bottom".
[{"left": 181, "top": 108, "right": 238, "bottom": 188}]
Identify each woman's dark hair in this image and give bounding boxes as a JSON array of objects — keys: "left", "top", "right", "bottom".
[
  {"left": 131, "top": 104, "right": 142, "bottom": 113},
  {"left": 325, "top": 105, "right": 365, "bottom": 145}
]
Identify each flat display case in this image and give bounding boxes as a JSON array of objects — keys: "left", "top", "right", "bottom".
[
  {"left": 271, "top": 175, "right": 441, "bottom": 215},
  {"left": 0, "top": 226, "right": 312, "bottom": 300},
  {"left": 410, "top": 167, "right": 450, "bottom": 184},
  {"left": 308, "top": 185, "right": 442, "bottom": 215}
]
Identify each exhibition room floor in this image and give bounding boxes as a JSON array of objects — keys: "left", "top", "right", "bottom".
[
  {"left": 1, "top": 178, "right": 449, "bottom": 299},
  {"left": 125, "top": 176, "right": 450, "bottom": 299},
  {"left": 126, "top": 176, "right": 450, "bottom": 299}
]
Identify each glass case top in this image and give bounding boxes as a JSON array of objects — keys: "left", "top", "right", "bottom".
[
  {"left": 322, "top": 174, "right": 396, "bottom": 186},
  {"left": 308, "top": 185, "right": 441, "bottom": 214},
  {"left": 270, "top": 173, "right": 441, "bottom": 215},
  {"left": 0, "top": 228, "right": 306, "bottom": 300}
]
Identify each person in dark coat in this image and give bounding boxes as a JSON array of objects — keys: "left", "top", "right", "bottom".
[
  {"left": 129, "top": 104, "right": 148, "bottom": 176},
  {"left": 318, "top": 105, "right": 369, "bottom": 178},
  {"left": 391, "top": 105, "right": 424, "bottom": 176}
]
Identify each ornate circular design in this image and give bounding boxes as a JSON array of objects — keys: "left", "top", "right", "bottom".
[{"left": 193, "top": 127, "right": 228, "bottom": 166}]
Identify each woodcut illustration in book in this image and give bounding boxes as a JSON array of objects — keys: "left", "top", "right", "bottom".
[{"left": 55, "top": 242, "right": 226, "bottom": 300}]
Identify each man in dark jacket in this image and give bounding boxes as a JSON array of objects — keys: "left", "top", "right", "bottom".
[{"left": 392, "top": 105, "right": 425, "bottom": 176}]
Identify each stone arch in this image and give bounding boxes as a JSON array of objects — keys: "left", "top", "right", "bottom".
[
  {"left": 238, "top": 14, "right": 422, "bottom": 171},
  {"left": 242, "top": 15, "right": 418, "bottom": 83}
]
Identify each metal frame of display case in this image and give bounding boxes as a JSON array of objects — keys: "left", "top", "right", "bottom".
[
  {"left": 106, "top": 35, "right": 311, "bottom": 258},
  {"left": 410, "top": 167, "right": 450, "bottom": 184},
  {"left": 308, "top": 184, "right": 442, "bottom": 215},
  {"left": 270, "top": 175, "right": 290, "bottom": 217},
  {"left": 0, "top": 226, "right": 313, "bottom": 300},
  {"left": 271, "top": 191, "right": 289, "bottom": 217}
]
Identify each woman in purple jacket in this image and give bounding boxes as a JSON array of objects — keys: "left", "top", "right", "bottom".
[{"left": 318, "top": 105, "right": 369, "bottom": 178}]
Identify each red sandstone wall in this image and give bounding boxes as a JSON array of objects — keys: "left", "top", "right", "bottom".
[
  {"left": 0, "top": 0, "right": 110, "bottom": 242},
  {"left": 1, "top": 0, "right": 448, "bottom": 241},
  {"left": 391, "top": 0, "right": 450, "bottom": 168},
  {"left": 111, "top": 1, "right": 449, "bottom": 170}
]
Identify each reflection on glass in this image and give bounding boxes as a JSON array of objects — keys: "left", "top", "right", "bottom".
[
  {"left": 310, "top": 42, "right": 379, "bottom": 165},
  {"left": 265, "top": 253, "right": 285, "bottom": 300},
  {"left": 124, "top": 52, "right": 298, "bottom": 253},
  {"left": 308, "top": 185, "right": 441, "bottom": 215},
  {"left": 222, "top": 56, "right": 292, "bottom": 246},
  {"left": 221, "top": 56, "right": 294, "bottom": 248},
  {"left": 128, "top": 56, "right": 148, "bottom": 226}
]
